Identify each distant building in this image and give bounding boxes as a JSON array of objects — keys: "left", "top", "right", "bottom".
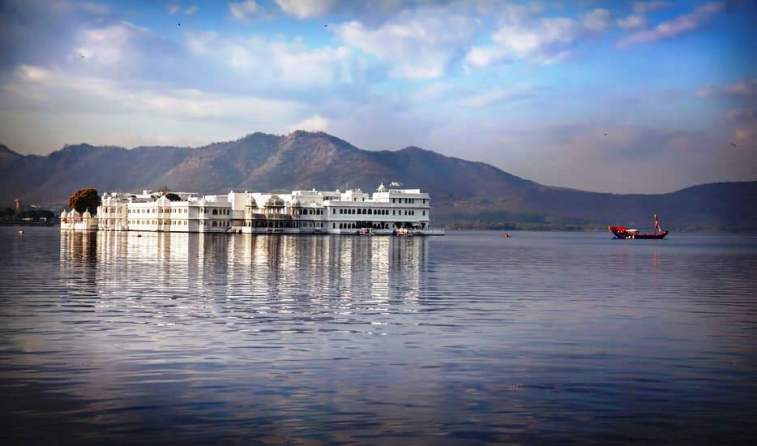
[
  {"left": 60, "top": 209, "right": 98, "bottom": 231},
  {"left": 62, "top": 184, "right": 443, "bottom": 235}
]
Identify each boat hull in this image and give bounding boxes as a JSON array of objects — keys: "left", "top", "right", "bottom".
[{"left": 609, "top": 226, "right": 668, "bottom": 239}]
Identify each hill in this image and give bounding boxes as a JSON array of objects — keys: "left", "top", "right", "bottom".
[{"left": 1, "top": 131, "right": 755, "bottom": 230}]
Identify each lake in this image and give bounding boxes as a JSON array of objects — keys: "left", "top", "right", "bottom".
[{"left": 1, "top": 227, "right": 756, "bottom": 444}]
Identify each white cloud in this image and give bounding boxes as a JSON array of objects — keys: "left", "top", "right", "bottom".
[
  {"left": 705, "top": 79, "right": 757, "bottom": 149},
  {"left": 75, "top": 22, "right": 147, "bottom": 66},
  {"left": 168, "top": 2, "right": 197, "bottom": 15},
  {"left": 335, "top": 4, "right": 477, "bottom": 80},
  {"left": 464, "top": 46, "right": 508, "bottom": 69},
  {"left": 2, "top": 64, "right": 306, "bottom": 124},
  {"left": 727, "top": 107, "right": 757, "bottom": 149},
  {"left": 632, "top": 1, "right": 670, "bottom": 14},
  {"left": 697, "top": 79, "right": 757, "bottom": 99},
  {"left": 16, "top": 64, "right": 53, "bottom": 83},
  {"left": 461, "top": 85, "right": 536, "bottom": 108},
  {"left": 229, "top": 0, "right": 259, "bottom": 21},
  {"left": 466, "top": 16, "right": 580, "bottom": 67},
  {"left": 78, "top": 2, "right": 111, "bottom": 15},
  {"left": 290, "top": 114, "right": 329, "bottom": 132},
  {"left": 186, "top": 31, "right": 218, "bottom": 55},
  {"left": 275, "top": 0, "right": 336, "bottom": 19},
  {"left": 727, "top": 108, "right": 756, "bottom": 121},
  {"left": 618, "top": 14, "right": 646, "bottom": 30},
  {"left": 0, "top": 65, "right": 308, "bottom": 149},
  {"left": 498, "top": 17, "right": 578, "bottom": 54},
  {"left": 465, "top": 6, "right": 614, "bottom": 69},
  {"left": 619, "top": 2, "right": 725, "bottom": 47},
  {"left": 733, "top": 127, "right": 755, "bottom": 147},
  {"left": 223, "top": 37, "right": 354, "bottom": 87},
  {"left": 725, "top": 79, "right": 757, "bottom": 98},
  {"left": 583, "top": 8, "right": 612, "bottom": 32}
]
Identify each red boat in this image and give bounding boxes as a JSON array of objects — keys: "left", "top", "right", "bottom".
[{"left": 609, "top": 214, "right": 668, "bottom": 239}]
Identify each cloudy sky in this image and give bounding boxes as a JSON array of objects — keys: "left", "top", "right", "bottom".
[{"left": 0, "top": 0, "right": 755, "bottom": 193}]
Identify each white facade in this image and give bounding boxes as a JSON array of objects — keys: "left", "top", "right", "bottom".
[
  {"left": 64, "top": 183, "right": 443, "bottom": 235},
  {"left": 60, "top": 209, "right": 98, "bottom": 231}
]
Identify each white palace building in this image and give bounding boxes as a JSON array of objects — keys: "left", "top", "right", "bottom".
[{"left": 61, "top": 183, "right": 444, "bottom": 235}]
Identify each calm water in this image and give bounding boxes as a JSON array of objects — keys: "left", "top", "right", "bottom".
[{"left": 1, "top": 227, "right": 756, "bottom": 445}]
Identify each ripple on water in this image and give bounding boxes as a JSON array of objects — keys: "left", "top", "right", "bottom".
[{"left": 1, "top": 228, "right": 756, "bottom": 444}]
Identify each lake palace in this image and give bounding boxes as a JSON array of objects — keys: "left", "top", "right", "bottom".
[{"left": 60, "top": 183, "right": 443, "bottom": 235}]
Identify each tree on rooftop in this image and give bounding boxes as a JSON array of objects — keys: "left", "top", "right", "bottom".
[
  {"left": 165, "top": 192, "right": 182, "bottom": 201},
  {"left": 67, "top": 188, "right": 101, "bottom": 214}
]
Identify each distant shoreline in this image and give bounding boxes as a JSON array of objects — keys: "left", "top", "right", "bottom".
[
  {"left": 0, "top": 221, "right": 55, "bottom": 227},
  {"left": 4, "top": 225, "right": 755, "bottom": 234},
  {"left": 443, "top": 224, "right": 757, "bottom": 233}
]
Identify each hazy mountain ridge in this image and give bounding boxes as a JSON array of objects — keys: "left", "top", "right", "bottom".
[{"left": 1, "top": 131, "right": 756, "bottom": 230}]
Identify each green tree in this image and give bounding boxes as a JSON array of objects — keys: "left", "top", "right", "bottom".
[
  {"left": 164, "top": 192, "right": 182, "bottom": 202},
  {"left": 0, "top": 207, "right": 14, "bottom": 220},
  {"left": 67, "top": 188, "right": 101, "bottom": 214}
]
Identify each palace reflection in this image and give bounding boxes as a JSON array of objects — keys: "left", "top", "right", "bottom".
[{"left": 60, "top": 232, "right": 428, "bottom": 307}]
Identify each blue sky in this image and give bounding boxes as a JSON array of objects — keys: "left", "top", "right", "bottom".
[{"left": 0, "top": 0, "right": 755, "bottom": 193}]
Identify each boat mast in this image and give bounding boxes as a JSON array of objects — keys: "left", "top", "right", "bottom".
[{"left": 653, "top": 214, "right": 662, "bottom": 233}]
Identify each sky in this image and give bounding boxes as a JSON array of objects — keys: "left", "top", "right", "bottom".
[{"left": 0, "top": 0, "right": 755, "bottom": 193}]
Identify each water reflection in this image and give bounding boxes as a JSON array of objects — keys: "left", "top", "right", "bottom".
[
  {"left": 60, "top": 232, "right": 427, "bottom": 317},
  {"left": 1, "top": 229, "right": 754, "bottom": 444}
]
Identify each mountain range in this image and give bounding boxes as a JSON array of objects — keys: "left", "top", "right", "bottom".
[{"left": 1, "top": 131, "right": 756, "bottom": 230}]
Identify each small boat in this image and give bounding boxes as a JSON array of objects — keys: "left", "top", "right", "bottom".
[{"left": 609, "top": 214, "right": 668, "bottom": 240}]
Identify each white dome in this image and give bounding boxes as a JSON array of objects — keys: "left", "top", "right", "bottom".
[{"left": 266, "top": 196, "right": 285, "bottom": 207}]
